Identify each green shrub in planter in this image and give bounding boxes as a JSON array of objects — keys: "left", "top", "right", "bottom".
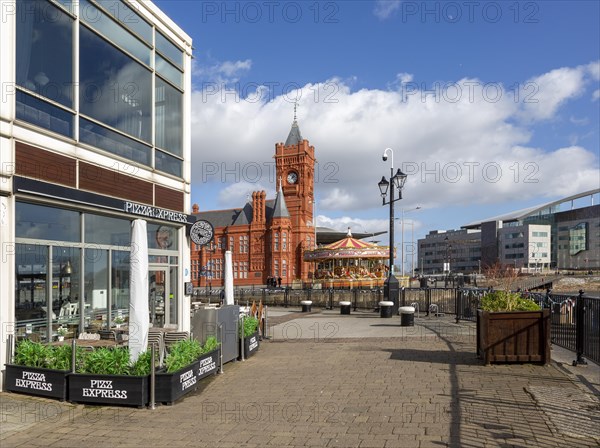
[
  {"left": 164, "top": 339, "right": 202, "bottom": 373},
  {"left": 7, "top": 340, "right": 84, "bottom": 401},
  {"left": 240, "top": 316, "right": 259, "bottom": 338},
  {"left": 13, "top": 340, "right": 84, "bottom": 371},
  {"left": 480, "top": 290, "right": 541, "bottom": 312},
  {"left": 200, "top": 336, "right": 219, "bottom": 354},
  {"left": 13, "top": 340, "right": 50, "bottom": 368},
  {"left": 80, "top": 347, "right": 131, "bottom": 375}
]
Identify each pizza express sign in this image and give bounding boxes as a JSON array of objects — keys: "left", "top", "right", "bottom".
[
  {"left": 190, "top": 220, "right": 214, "bottom": 247},
  {"left": 124, "top": 201, "right": 188, "bottom": 224}
]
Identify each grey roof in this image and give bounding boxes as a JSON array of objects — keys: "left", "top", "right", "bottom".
[
  {"left": 284, "top": 120, "right": 303, "bottom": 146},
  {"left": 196, "top": 199, "right": 278, "bottom": 228},
  {"left": 271, "top": 189, "right": 290, "bottom": 219},
  {"left": 232, "top": 202, "right": 253, "bottom": 225},
  {"left": 462, "top": 188, "right": 600, "bottom": 229}
]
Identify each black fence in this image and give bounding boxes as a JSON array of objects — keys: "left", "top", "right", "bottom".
[{"left": 194, "top": 286, "right": 599, "bottom": 365}]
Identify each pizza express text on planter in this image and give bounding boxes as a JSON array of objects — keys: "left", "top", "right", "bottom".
[
  {"left": 155, "top": 348, "right": 220, "bottom": 405},
  {"left": 68, "top": 374, "right": 149, "bottom": 407},
  {"left": 241, "top": 332, "right": 260, "bottom": 359},
  {"left": 5, "top": 365, "right": 69, "bottom": 401}
]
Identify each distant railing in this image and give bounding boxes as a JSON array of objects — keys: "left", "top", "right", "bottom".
[{"left": 192, "top": 284, "right": 599, "bottom": 365}]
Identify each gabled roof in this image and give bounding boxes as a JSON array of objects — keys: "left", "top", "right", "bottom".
[{"left": 232, "top": 202, "right": 253, "bottom": 225}]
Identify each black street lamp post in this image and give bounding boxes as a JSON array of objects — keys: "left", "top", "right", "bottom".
[{"left": 378, "top": 148, "right": 407, "bottom": 315}]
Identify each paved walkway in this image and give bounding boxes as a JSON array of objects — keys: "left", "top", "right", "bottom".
[{"left": 1, "top": 308, "right": 599, "bottom": 447}]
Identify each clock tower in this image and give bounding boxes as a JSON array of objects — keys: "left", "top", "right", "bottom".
[{"left": 274, "top": 113, "right": 316, "bottom": 281}]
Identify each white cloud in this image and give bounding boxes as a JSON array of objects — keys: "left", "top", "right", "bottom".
[
  {"left": 217, "top": 181, "right": 274, "bottom": 209},
  {"left": 316, "top": 215, "right": 389, "bottom": 236},
  {"left": 193, "top": 58, "right": 253, "bottom": 85},
  {"left": 373, "top": 1, "right": 401, "bottom": 20},
  {"left": 519, "top": 64, "right": 593, "bottom": 121},
  {"left": 593, "top": 89, "right": 600, "bottom": 101},
  {"left": 190, "top": 63, "right": 599, "bottom": 225}
]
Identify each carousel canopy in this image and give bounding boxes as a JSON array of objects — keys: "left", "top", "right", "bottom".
[{"left": 304, "top": 229, "right": 389, "bottom": 261}]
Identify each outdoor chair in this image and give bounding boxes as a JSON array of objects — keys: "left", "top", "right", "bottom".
[
  {"left": 147, "top": 331, "right": 165, "bottom": 367},
  {"left": 164, "top": 331, "right": 189, "bottom": 354},
  {"left": 98, "top": 330, "right": 118, "bottom": 342}
]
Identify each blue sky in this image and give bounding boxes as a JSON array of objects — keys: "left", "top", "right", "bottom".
[{"left": 156, "top": 0, "right": 599, "bottom": 266}]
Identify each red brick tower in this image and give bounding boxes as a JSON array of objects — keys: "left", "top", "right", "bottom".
[{"left": 274, "top": 112, "right": 316, "bottom": 281}]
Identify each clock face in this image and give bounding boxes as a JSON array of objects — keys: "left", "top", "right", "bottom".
[
  {"left": 190, "top": 220, "right": 214, "bottom": 247},
  {"left": 287, "top": 171, "right": 298, "bottom": 184}
]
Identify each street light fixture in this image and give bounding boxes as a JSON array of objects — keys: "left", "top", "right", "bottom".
[{"left": 378, "top": 148, "right": 408, "bottom": 315}]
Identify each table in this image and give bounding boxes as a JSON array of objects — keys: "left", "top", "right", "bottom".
[{"left": 50, "top": 338, "right": 119, "bottom": 348}]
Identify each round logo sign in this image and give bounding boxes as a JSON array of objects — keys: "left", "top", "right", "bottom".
[{"left": 190, "top": 220, "right": 214, "bottom": 247}]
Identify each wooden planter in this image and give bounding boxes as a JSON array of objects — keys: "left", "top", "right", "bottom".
[
  {"left": 5, "top": 365, "right": 69, "bottom": 401},
  {"left": 68, "top": 373, "right": 149, "bottom": 407},
  {"left": 240, "top": 331, "right": 260, "bottom": 359},
  {"left": 477, "top": 309, "right": 551, "bottom": 365}
]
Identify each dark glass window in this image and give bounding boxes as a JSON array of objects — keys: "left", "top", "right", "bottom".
[
  {"left": 79, "top": 24, "right": 152, "bottom": 143},
  {"left": 16, "top": 0, "right": 73, "bottom": 107},
  {"left": 16, "top": 91, "right": 74, "bottom": 137},
  {"left": 16, "top": 202, "right": 80, "bottom": 242},
  {"left": 80, "top": 0, "right": 151, "bottom": 65},
  {"left": 156, "top": 31, "right": 183, "bottom": 70},
  {"left": 148, "top": 223, "right": 179, "bottom": 250},
  {"left": 155, "top": 78, "right": 182, "bottom": 156},
  {"left": 79, "top": 117, "right": 151, "bottom": 166},
  {"left": 155, "top": 150, "right": 183, "bottom": 178},
  {"left": 96, "top": 0, "right": 153, "bottom": 45},
  {"left": 84, "top": 213, "right": 131, "bottom": 245},
  {"left": 156, "top": 54, "right": 183, "bottom": 89}
]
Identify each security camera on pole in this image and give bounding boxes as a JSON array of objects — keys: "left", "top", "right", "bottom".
[{"left": 378, "top": 148, "right": 408, "bottom": 315}]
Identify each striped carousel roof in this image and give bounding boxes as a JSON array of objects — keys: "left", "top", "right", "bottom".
[
  {"left": 324, "top": 230, "right": 376, "bottom": 250},
  {"left": 304, "top": 229, "right": 389, "bottom": 261}
]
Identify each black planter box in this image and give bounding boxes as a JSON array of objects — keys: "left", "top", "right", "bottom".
[
  {"left": 5, "top": 365, "right": 69, "bottom": 401},
  {"left": 197, "top": 348, "right": 220, "bottom": 381},
  {"left": 154, "top": 359, "right": 201, "bottom": 405},
  {"left": 240, "top": 331, "right": 260, "bottom": 359},
  {"left": 68, "top": 373, "right": 149, "bottom": 407}
]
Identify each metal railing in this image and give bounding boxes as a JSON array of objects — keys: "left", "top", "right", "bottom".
[{"left": 193, "top": 285, "right": 599, "bottom": 365}]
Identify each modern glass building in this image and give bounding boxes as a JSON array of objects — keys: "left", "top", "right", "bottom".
[
  {"left": 418, "top": 189, "right": 599, "bottom": 275},
  {"left": 0, "top": 0, "right": 193, "bottom": 387}
]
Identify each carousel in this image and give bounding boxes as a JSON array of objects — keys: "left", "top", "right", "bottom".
[{"left": 304, "top": 229, "right": 391, "bottom": 288}]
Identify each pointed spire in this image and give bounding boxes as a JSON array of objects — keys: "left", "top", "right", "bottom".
[
  {"left": 272, "top": 184, "right": 290, "bottom": 219},
  {"left": 285, "top": 103, "right": 303, "bottom": 146}
]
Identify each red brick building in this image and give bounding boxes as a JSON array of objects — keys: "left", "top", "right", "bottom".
[{"left": 191, "top": 118, "right": 316, "bottom": 287}]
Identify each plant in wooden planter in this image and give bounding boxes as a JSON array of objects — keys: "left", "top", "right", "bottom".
[
  {"left": 477, "top": 289, "right": 550, "bottom": 365},
  {"left": 239, "top": 316, "right": 260, "bottom": 359},
  {"left": 155, "top": 338, "right": 219, "bottom": 405},
  {"left": 68, "top": 347, "right": 151, "bottom": 407},
  {"left": 5, "top": 340, "right": 82, "bottom": 401}
]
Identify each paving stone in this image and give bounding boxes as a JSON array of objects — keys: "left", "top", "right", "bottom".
[{"left": 1, "top": 312, "right": 598, "bottom": 447}]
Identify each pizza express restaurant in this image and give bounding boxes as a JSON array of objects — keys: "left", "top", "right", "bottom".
[{"left": 8, "top": 178, "right": 195, "bottom": 344}]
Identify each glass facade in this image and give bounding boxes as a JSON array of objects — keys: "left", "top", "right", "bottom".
[
  {"left": 16, "top": 0, "right": 73, "bottom": 107},
  {"left": 15, "top": 201, "right": 181, "bottom": 343},
  {"left": 15, "top": 0, "right": 185, "bottom": 178},
  {"left": 79, "top": 24, "right": 152, "bottom": 143}
]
